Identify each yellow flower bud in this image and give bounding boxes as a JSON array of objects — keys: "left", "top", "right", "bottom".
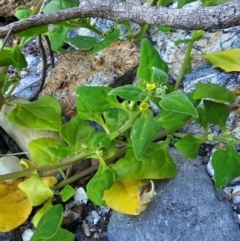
[
  {"left": 207, "top": 134, "right": 213, "bottom": 141},
  {"left": 139, "top": 102, "right": 149, "bottom": 111},
  {"left": 146, "top": 83, "right": 156, "bottom": 91}
]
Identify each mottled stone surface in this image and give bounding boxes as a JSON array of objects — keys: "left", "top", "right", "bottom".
[
  {"left": 151, "top": 26, "right": 240, "bottom": 81},
  {"left": 40, "top": 40, "right": 139, "bottom": 117},
  {"left": 107, "top": 148, "right": 240, "bottom": 241}
]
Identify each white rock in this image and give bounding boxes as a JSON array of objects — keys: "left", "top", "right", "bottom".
[
  {"left": 91, "top": 210, "right": 100, "bottom": 225},
  {"left": 22, "top": 229, "right": 34, "bottom": 241},
  {"left": 0, "top": 156, "right": 21, "bottom": 183},
  {"left": 222, "top": 187, "right": 232, "bottom": 196},
  {"left": 238, "top": 214, "right": 240, "bottom": 223},
  {"left": 232, "top": 177, "right": 240, "bottom": 183},
  {"left": 232, "top": 185, "right": 240, "bottom": 204},
  {"left": 206, "top": 156, "right": 214, "bottom": 178},
  {"left": 74, "top": 187, "right": 88, "bottom": 204}
]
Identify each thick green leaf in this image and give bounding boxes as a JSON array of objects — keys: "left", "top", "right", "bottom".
[
  {"left": 103, "top": 107, "right": 129, "bottom": 132},
  {"left": 160, "top": 91, "right": 198, "bottom": 117},
  {"left": 156, "top": 110, "right": 191, "bottom": 131},
  {"left": 131, "top": 114, "right": 162, "bottom": 160},
  {"left": 157, "top": 0, "right": 173, "bottom": 6},
  {"left": 151, "top": 67, "right": 168, "bottom": 85},
  {"left": 11, "top": 45, "right": 27, "bottom": 72},
  {"left": 87, "top": 166, "right": 115, "bottom": 206},
  {"left": 178, "top": 0, "right": 197, "bottom": 8},
  {"left": 75, "top": 86, "right": 121, "bottom": 112},
  {"left": 0, "top": 50, "right": 16, "bottom": 67},
  {"left": 65, "top": 35, "right": 99, "bottom": 50},
  {"left": 17, "top": 26, "right": 48, "bottom": 37},
  {"left": 29, "top": 138, "right": 62, "bottom": 166},
  {"left": 213, "top": 0, "right": 232, "bottom": 4},
  {"left": 200, "top": 0, "right": 213, "bottom": 6},
  {"left": 60, "top": 185, "right": 75, "bottom": 202},
  {"left": 203, "top": 49, "right": 240, "bottom": 72},
  {"left": 47, "top": 145, "right": 77, "bottom": 158},
  {"left": 15, "top": 7, "right": 31, "bottom": 20},
  {"left": 186, "top": 91, "right": 201, "bottom": 107},
  {"left": 201, "top": 0, "right": 233, "bottom": 6},
  {"left": 46, "top": 228, "right": 75, "bottom": 241},
  {"left": 76, "top": 97, "right": 104, "bottom": 124},
  {"left": 175, "top": 135, "right": 206, "bottom": 158},
  {"left": 137, "top": 38, "right": 168, "bottom": 82},
  {"left": 7, "top": 96, "right": 62, "bottom": 131},
  {"left": 91, "top": 132, "right": 111, "bottom": 150},
  {"left": 45, "top": 25, "right": 70, "bottom": 50},
  {"left": 60, "top": 115, "right": 95, "bottom": 148},
  {"left": 87, "top": 142, "right": 116, "bottom": 160},
  {"left": 30, "top": 205, "right": 63, "bottom": 241},
  {"left": 193, "top": 83, "right": 236, "bottom": 103},
  {"left": 91, "top": 29, "right": 120, "bottom": 55},
  {"left": 203, "top": 100, "right": 229, "bottom": 132},
  {"left": 2, "top": 78, "right": 18, "bottom": 94},
  {"left": 113, "top": 142, "right": 176, "bottom": 179},
  {"left": 43, "top": 0, "right": 79, "bottom": 13},
  {"left": 32, "top": 198, "right": 53, "bottom": 228},
  {"left": 212, "top": 144, "right": 240, "bottom": 189},
  {"left": 109, "top": 85, "right": 147, "bottom": 101},
  {"left": 195, "top": 106, "right": 208, "bottom": 133}
]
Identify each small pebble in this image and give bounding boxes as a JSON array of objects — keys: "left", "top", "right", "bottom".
[
  {"left": 232, "top": 185, "right": 240, "bottom": 204},
  {"left": 22, "top": 229, "right": 34, "bottom": 241},
  {"left": 91, "top": 210, "right": 100, "bottom": 225},
  {"left": 231, "top": 177, "right": 240, "bottom": 183},
  {"left": 81, "top": 222, "right": 91, "bottom": 237},
  {"left": 0, "top": 156, "right": 21, "bottom": 183},
  {"left": 74, "top": 187, "right": 88, "bottom": 204},
  {"left": 206, "top": 157, "right": 214, "bottom": 178},
  {"left": 222, "top": 187, "right": 232, "bottom": 196}
]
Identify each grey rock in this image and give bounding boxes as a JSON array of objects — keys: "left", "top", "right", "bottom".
[
  {"left": 0, "top": 230, "right": 22, "bottom": 241},
  {"left": 107, "top": 148, "right": 240, "bottom": 241}
]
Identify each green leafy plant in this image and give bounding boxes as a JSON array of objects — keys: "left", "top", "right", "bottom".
[{"left": 0, "top": 0, "right": 239, "bottom": 239}]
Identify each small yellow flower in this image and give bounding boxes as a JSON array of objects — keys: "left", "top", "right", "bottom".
[
  {"left": 139, "top": 102, "right": 149, "bottom": 111},
  {"left": 146, "top": 83, "right": 156, "bottom": 91}
]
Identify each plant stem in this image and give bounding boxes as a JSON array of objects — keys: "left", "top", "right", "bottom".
[
  {"left": 54, "top": 146, "right": 127, "bottom": 190},
  {"left": 0, "top": 150, "right": 95, "bottom": 181},
  {"left": 174, "top": 40, "right": 194, "bottom": 90},
  {"left": 110, "top": 110, "right": 140, "bottom": 139}
]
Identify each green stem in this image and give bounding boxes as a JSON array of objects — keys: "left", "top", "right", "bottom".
[
  {"left": 174, "top": 40, "right": 194, "bottom": 90},
  {"left": 172, "top": 132, "right": 240, "bottom": 144},
  {"left": 110, "top": 110, "right": 140, "bottom": 139},
  {"left": 84, "top": 24, "right": 103, "bottom": 37},
  {"left": 4, "top": 81, "right": 19, "bottom": 99},
  {"left": 0, "top": 150, "right": 95, "bottom": 181},
  {"left": 126, "top": 24, "right": 149, "bottom": 43},
  {"left": 54, "top": 146, "right": 127, "bottom": 190}
]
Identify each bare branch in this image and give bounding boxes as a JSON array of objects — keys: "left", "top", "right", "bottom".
[{"left": 0, "top": 0, "right": 239, "bottom": 38}]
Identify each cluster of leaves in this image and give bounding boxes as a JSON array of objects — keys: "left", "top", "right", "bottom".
[{"left": 0, "top": 0, "right": 240, "bottom": 240}]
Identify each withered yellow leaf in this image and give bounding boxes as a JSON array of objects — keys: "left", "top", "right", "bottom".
[
  {"left": 41, "top": 176, "right": 58, "bottom": 187},
  {"left": 104, "top": 179, "right": 156, "bottom": 215},
  {"left": 203, "top": 49, "right": 240, "bottom": 72},
  {"left": 0, "top": 179, "right": 32, "bottom": 232}
]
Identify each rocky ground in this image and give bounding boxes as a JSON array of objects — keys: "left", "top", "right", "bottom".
[{"left": 1, "top": 1, "right": 240, "bottom": 240}]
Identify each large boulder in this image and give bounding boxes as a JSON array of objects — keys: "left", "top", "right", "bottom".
[{"left": 107, "top": 148, "right": 240, "bottom": 241}]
